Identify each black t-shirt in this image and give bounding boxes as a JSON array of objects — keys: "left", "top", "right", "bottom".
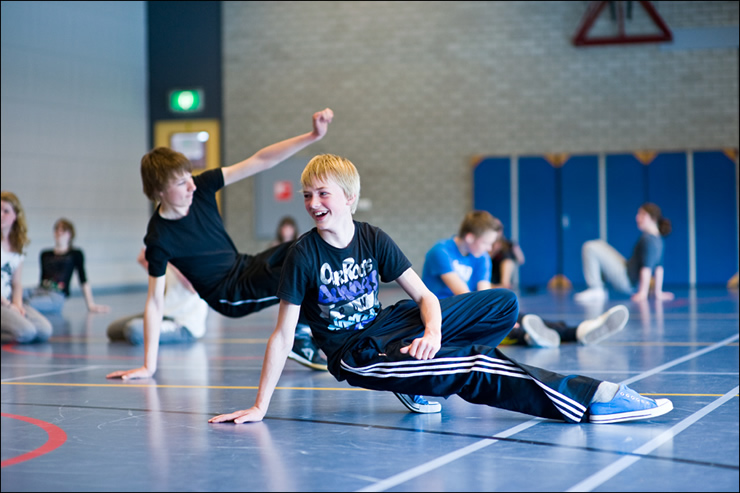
[
  {"left": 144, "top": 169, "right": 241, "bottom": 303},
  {"left": 277, "top": 221, "right": 412, "bottom": 368},
  {"left": 39, "top": 248, "right": 87, "bottom": 296}
]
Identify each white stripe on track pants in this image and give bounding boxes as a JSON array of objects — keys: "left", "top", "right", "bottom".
[{"left": 336, "top": 289, "right": 601, "bottom": 423}]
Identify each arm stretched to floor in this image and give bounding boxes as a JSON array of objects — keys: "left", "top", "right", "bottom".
[
  {"left": 208, "top": 300, "right": 301, "bottom": 424},
  {"left": 106, "top": 274, "right": 166, "bottom": 379}
]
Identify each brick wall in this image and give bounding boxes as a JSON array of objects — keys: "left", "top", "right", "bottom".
[{"left": 222, "top": 1, "right": 738, "bottom": 271}]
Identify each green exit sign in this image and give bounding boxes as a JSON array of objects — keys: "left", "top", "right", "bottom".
[{"left": 169, "top": 89, "right": 204, "bottom": 113}]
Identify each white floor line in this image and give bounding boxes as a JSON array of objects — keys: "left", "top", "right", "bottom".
[
  {"left": 567, "top": 386, "right": 739, "bottom": 492},
  {"left": 620, "top": 333, "right": 739, "bottom": 386},
  {"left": 1, "top": 365, "right": 101, "bottom": 382},
  {"left": 356, "top": 333, "right": 739, "bottom": 493},
  {"left": 355, "top": 419, "right": 543, "bottom": 493}
]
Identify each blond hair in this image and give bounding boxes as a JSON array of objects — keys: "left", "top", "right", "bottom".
[
  {"left": 1, "top": 191, "right": 30, "bottom": 253},
  {"left": 301, "top": 154, "right": 361, "bottom": 214}
]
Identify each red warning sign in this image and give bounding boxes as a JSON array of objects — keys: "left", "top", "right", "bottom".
[{"left": 274, "top": 180, "right": 292, "bottom": 202}]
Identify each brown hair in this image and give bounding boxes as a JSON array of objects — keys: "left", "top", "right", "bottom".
[
  {"left": 1, "top": 191, "right": 30, "bottom": 253},
  {"left": 458, "top": 210, "right": 503, "bottom": 238},
  {"left": 140, "top": 147, "right": 193, "bottom": 202},
  {"left": 54, "top": 218, "right": 76, "bottom": 245},
  {"left": 641, "top": 202, "right": 671, "bottom": 236},
  {"left": 275, "top": 216, "right": 299, "bottom": 243}
]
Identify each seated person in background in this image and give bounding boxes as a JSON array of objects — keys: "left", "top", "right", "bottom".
[
  {"left": 1, "top": 191, "right": 52, "bottom": 344},
  {"left": 422, "top": 210, "right": 628, "bottom": 348},
  {"left": 574, "top": 203, "right": 674, "bottom": 303},
  {"left": 270, "top": 215, "right": 299, "bottom": 247},
  {"left": 107, "top": 248, "right": 209, "bottom": 345},
  {"left": 489, "top": 230, "right": 525, "bottom": 289},
  {"left": 24, "top": 218, "right": 109, "bottom": 314}
]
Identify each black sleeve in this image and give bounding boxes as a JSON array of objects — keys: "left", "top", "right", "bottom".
[
  {"left": 73, "top": 249, "right": 88, "bottom": 285},
  {"left": 373, "top": 226, "right": 412, "bottom": 282},
  {"left": 277, "top": 245, "right": 310, "bottom": 306}
]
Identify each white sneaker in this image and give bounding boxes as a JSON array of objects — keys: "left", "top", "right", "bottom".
[
  {"left": 574, "top": 288, "right": 608, "bottom": 303},
  {"left": 160, "top": 320, "right": 180, "bottom": 333},
  {"left": 521, "top": 315, "right": 561, "bottom": 348},
  {"left": 577, "top": 305, "right": 629, "bottom": 345}
]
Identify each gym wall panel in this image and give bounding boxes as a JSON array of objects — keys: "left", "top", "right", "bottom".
[
  {"left": 646, "top": 152, "right": 689, "bottom": 286},
  {"left": 561, "top": 155, "right": 600, "bottom": 287},
  {"left": 606, "top": 154, "right": 647, "bottom": 258},
  {"left": 473, "top": 157, "right": 511, "bottom": 229},
  {"left": 518, "top": 157, "right": 558, "bottom": 289},
  {"left": 694, "top": 150, "right": 739, "bottom": 285},
  {"left": 474, "top": 149, "right": 739, "bottom": 288}
]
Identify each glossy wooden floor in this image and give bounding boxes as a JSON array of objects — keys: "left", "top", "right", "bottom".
[{"left": 2, "top": 286, "right": 738, "bottom": 492}]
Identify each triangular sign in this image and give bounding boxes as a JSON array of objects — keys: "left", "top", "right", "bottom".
[{"left": 573, "top": 1, "right": 672, "bottom": 46}]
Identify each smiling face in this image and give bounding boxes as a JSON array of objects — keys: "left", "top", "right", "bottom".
[{"left": 303, "top": 177, "right": 354, "bottom": 232}]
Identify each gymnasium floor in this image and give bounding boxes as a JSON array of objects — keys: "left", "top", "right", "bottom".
[{"left": 2, "top": 286, "right": 738, "bottom": 492}]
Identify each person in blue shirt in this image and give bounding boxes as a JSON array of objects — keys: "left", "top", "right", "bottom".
[{"left": 422, "top": 211, "right": 629, "bottom": 348}]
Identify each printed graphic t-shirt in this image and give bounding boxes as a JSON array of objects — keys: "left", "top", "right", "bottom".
[{"left": 277, "top": 221, "right": 412, "bottom": 370}]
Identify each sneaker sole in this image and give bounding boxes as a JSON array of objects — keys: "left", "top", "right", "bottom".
[
  {"left": 287, "top": 351, "right": 328, "bottom": 371},
  {"left": 579, "top": 305, "right": 629, "bottom": 345},
  {"left": 574, "top": 291, "right": 608, "bottom": 303},
  {"left": 590, "top": 398, "right": 673, "bottom": 424},
  {"left": 521, "top": 315, "right": 561, "bottom": 348},
  {"left": 393, "top": 392, "right": 442, "bottom": 413}
]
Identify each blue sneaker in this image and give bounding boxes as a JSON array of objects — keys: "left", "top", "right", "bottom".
[
  {"left": 589, "top": 384, "right": 673, "bottom": 424},
  {"left": 393, "top": 393, "right": 442, "bottom": 414}
]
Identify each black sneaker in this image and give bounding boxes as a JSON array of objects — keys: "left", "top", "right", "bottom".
[
  {"left": 288, "top": 334, "right": 328, "bottom": 371},
  {"left": 393, "top": 393, "right": 442, "bottom": 413}
]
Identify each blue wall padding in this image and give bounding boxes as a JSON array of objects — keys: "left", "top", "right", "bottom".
[
  {"left": 694, "top": 151, "right": 739, "bottom": 285},
  {"left": 561, "top": 155, "right": 600, "bottom": 287},
  {"left": 606, "top": 154, "right": 646, "bottom": 259},
  {"left": 473, "top": 157, "right": 511, "bottom": 228},
  {"left": 473, "top": 150, "right": 738, "bottom": 288},
  {"left": 647, "top": 152, "right": 689, "bottom": 285},
  {"left": 518, "top": 157, "right": 558, "bottom": 288}
]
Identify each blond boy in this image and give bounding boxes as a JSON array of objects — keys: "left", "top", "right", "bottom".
[{"left": 210, "top": 154, "right": 672, "bottom": 425}]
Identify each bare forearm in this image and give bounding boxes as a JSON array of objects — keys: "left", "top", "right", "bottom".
[
  {"left": 143, "top": 303, "right": 162, "bottom": 373},
  {"left": 637, "top": 267, "right": 652, "bottom": 296},
  {"left": 254, "top": 330, "right": 292, "bottom": 411},
  {"left": 82, "top": 283, "right": 95, "bottom": 308},
  {"left": 224, "top": 132, "right": 320, "bottom": 184},
  {"left": 252, "top": 132, "right": 320, "bottom": 171},
  {"left": 419, "top": 294, "right": 442, "bottom": 340}
]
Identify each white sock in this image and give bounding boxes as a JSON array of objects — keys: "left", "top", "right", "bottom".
[{"left": 591, "top": 382, "right": 619, "bottom": 403}]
